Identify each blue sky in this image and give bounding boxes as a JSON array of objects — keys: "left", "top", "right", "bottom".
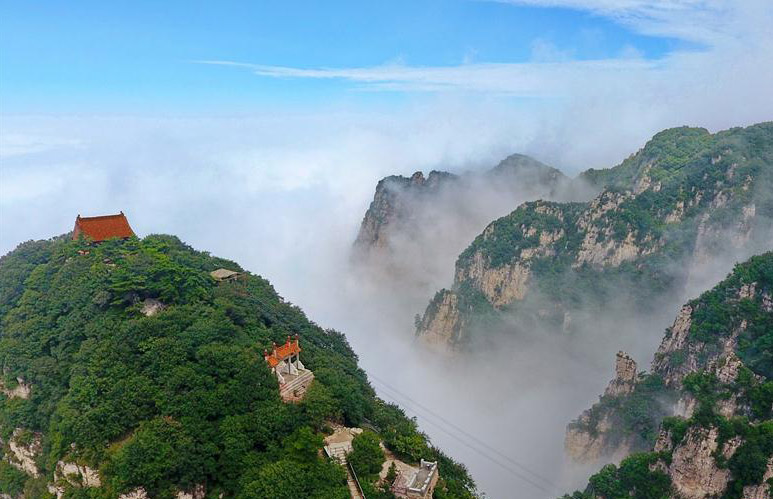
[{"left": 0, "top": 0, "right": 693, "bottom": 113}]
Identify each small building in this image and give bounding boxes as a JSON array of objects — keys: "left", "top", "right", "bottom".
[
  {"left": 391, "top": 459, "right": 439, "bottom": 499},
  {"left": 210, "top": 268, "right": 241, "bottom": 282},
  {"left": 264, "top": 335, "right": 314, "bottom": 402},
  {"left": 73, "top": 212, "right": 135, "bottom": 243}
]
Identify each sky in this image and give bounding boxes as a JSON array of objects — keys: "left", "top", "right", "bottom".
[
  {"left": 1, "top": 1, "right": 773, "bottom": 497},
  {"left": 1, "top": 0, "right": 697, "bottom": 113}
]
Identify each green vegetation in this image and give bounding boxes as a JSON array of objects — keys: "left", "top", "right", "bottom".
[
  {"left": 561, "top": 452, "right": 672, "bottom": 499},
  {"left": 0, "top": 461, "right": 28, "bottom": 497},
  {"left": 687, "top": 253, "right": 773, "bottom": 378},
  {"left": 349, "top": 431, "right": 385, "bottom": 479},
  {"left": 723, "top": 421, "right": 773, "bottom": 499},
  {"left": 458, "top": 201, "right": 583, "bottom": 268},
  {"left": 0, "top": 235, "right": 475, "bottom": 498}
]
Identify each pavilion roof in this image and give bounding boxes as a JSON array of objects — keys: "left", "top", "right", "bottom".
[
  {"left": 73, "top": 212, "right": 135, "bottom": 242},
  {"left": 265, "top": 336, "right": 302, "bottom": 367}
]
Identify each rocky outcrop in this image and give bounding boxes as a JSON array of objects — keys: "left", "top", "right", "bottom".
[
  {"left": 652, "top": 283, "right": 758, "bottom": 420},
  {"left": 176, "top": 484, "right": 206, "bottom": 499},
  {"left": 353, "top": 171, "right": 457, "bottom": 253},
  {"left": 455, "top": 252, "right": 530, "bottom": 307},
  {"left": 353, "top": 154, "right": 573, "bottom": 258},
  {"left": 417, "top": 290, "right": 461, "bottom": 351},
  {"left": 0, "top": 377, "right": 31, "bottom": 399},
  {"left": 668, "top": 426, "right": 741, "bottom": 499},
  {"left": 351, "top": 156, "right": 580, "bottom": 309},
  {"left": 575, "top": 229, "right": 656, "bottom": 267},
  {"left": 7, "top": 428, "right": 42, "bottom": 477},
  {"left": 119, "top": 488, "right": 149, "bottom": 499},
  {"left": 564, "top": 352, "right": 640, "bottom": 462},
  {"left": 564, "top": 413, "right": 633, "bottom": 464},
  {"left": 48, "top": 461, "right": 102, "bottom": 498},
  {"left": 140, "top": 297, "right": 165, "bottom": 316},
  {"left": 604, "top": 352, "right": 639, "bottom": 397},
  {"left": 572, "top": 190, "right": 659, "bottom": 268}
]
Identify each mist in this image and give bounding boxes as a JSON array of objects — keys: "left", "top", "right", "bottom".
[{"left": 2, "top": 107, "right": 771, "bottom": 499}]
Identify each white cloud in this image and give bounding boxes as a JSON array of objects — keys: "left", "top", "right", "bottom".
[
  {"left": 494, "top": 0, "right": 745, "bottom": 44},
  {"left": 0, "top": 133, "right": 83, "bottom": 159},
  {"left": 196, "top": 1, "right": 772, "bottom": 99}
]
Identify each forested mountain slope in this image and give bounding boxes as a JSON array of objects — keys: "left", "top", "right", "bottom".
[
  {"left": 416, "top": 123, "right": 773, "bottom": 351},
  {"left": 562, "top": 251, "right": 773, "bottom": 499},
  {"left": 0, "top": 235, "right": 475, "bottom": 499}
]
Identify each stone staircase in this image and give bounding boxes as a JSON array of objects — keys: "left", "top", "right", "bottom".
[{"left": 324, "top": 445, "right": 365, "bottom": 499}]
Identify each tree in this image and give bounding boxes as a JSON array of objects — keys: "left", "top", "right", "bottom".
[{"left": 349, "top": 431, "right": 385, "bottom": 478}]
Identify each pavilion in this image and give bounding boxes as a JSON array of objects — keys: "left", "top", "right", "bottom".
[{"left": 264, "top": 335, "right": 314, "bottom": 402}]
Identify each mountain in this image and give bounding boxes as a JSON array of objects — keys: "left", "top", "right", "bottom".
[
  {"left": 562, "top": 252, "right": 773, "bottom": 499},
  {"left": 350, "top": 154, "right": 592, "bottom": 301},
  {"left": 0, "top": 234, "right": 476, "bottom": 499},
  {"left": 353, "top": 154, "right": 571, "bottom": 257},
  {"left": 415, "top": 123, "right": 773, "bottom": 351}
]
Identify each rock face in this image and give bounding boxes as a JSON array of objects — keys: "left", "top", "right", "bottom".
[
  {"left": 8, "top": 428, "right": 42, "bottom": 477},
  {"left": 604, "top": 352, "right": 638, "bottom": 397},
  {"left": 118, "top": 488, "right": 149, "bottom": 499},
  {"left": 140, "top": 297, "right": 165, "bottom": 316},
  {"left": 455, "top": 252, "right": 530, "bottom": 307},
  {"left": 742, "top": 459, "right": 773, "bottom": 499},
  {"left": 48, "top": 461, "right": 102, "bottom": 498},
  {"left": 668, "top": 427, "right": 739, "bottom": 499},
  {"left": 564, "top": 352, "right": 640, "bottom": 462},
  {"left": 354, "top": 171, "right": 450, "bottom": 252},
  {"left": 176, "top": 484, "right": 206, "bottom": 499},
  {"left": 416, "top": 290, "right": 461, "bottom": 351},
  {"left": 564, "top": 412, "right": 633, "bottom": 464},
  {"left": 0, "top": 376, "right": 31, "bottom": 399},
  {"left": 56, "top": 461, "right": 102, "bottom": 486},
  {"left": 652, "top": 282, "right": 759, "bottom": 420},
  {"left": 416, "top": 123, "right": 773, "bottom": 352}
]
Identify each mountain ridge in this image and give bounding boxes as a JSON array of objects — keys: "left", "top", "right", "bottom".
[
  {"left": 414, "top": 122, "right": 773, "bottom": 351},
  {"left": 563, "top": 251, "right": 773, "bottom": 499}
]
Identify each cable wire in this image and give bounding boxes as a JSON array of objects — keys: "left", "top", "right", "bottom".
[{"left": 371, "top": 378, "right": 559, "bottom": 496}]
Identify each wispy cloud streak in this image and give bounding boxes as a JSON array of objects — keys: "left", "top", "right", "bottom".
[{"left": 195, "top": 58, "right": 659, "bottom": 95}]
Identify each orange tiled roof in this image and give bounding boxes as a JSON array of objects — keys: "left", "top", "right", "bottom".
[
  {"left": 73, "top": 212, "right": 135, "bottom": 242},
  {"left": 265, "top": 336, "right": 302, "bottom": 367}
]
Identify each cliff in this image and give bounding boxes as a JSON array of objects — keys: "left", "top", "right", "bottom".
[
  {"left": 0, "top": 235, "right": 476, "bottom": 498},
  {"left": 350, "top": 154, "right": 586, "bottom": 307},
  {"left": 416, "top": 123, "right": 773, "bottom": 351},
  {"left": 353, "top": 154, "right": 569, "bottom": 258},
  {"left": 562, "top": 252, "right": 773, "bottom": 499},
  {"left": 353, "top": 170, "right": 458, "bottom": 252}
]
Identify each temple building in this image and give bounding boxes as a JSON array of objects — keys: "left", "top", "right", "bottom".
[
  {"left": 264, "top": 335, "right": 314, "bottom": 402},
  {"left": 73, "top": 212, "right": 135, "bottom": 243}
]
